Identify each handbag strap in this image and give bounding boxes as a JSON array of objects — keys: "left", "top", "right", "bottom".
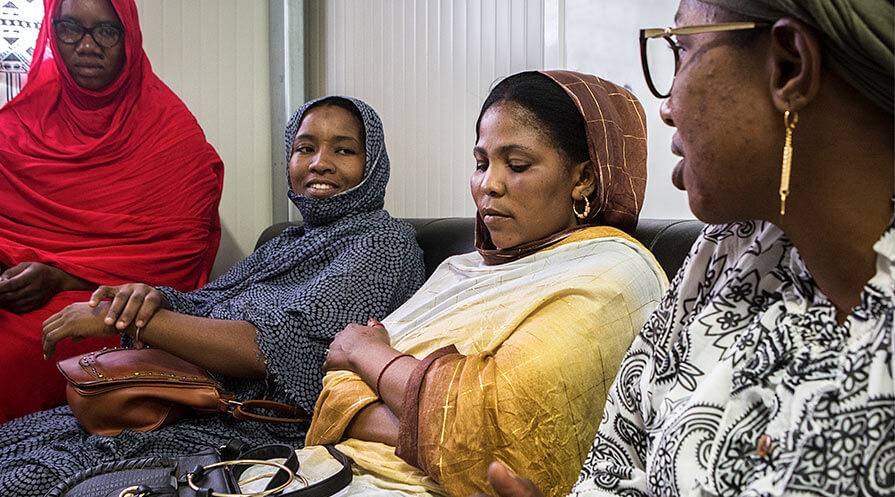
[
  {"left": 280, "top": 445, "right": 353, "bottom": 497},
  {"left": 190, "top": 444, "right": 352, "bottom": 497},
  {"left": 227, "top": 400, "right": 309, "bottom": 424},
  {"left": 229, "top": 444, "right": 300, "bottom": 492}
]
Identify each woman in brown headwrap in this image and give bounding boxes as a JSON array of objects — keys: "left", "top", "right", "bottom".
[
  {"left": 298, "top": 71, "right": 668, "bottom": 496},
  {"left": 482, "top": 0, "right": 894, "bottom": 496}
]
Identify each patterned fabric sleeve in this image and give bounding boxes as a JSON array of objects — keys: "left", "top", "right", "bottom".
[
  {"left": 156, "top": 286, "right": 200, "bottom": 316},
  {"left": 119, "top": 246, "right": 275, "bottom": 348}
]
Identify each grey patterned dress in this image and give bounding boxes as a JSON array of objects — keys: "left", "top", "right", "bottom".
[
  {"left": 572, "top": 218, "right": 894, "bottom": 497},
  {"left": 0, "top": 97, "right": 425, "bottom": 496}
]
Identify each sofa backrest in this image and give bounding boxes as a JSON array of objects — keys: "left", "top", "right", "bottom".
[{"left": 256, "top": 217, "right": 704, "bottom": 280}]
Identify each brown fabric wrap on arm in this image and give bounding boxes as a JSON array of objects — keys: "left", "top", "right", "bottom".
[{"left": 395, "top": 344, "right": 459, "bottom": 468}]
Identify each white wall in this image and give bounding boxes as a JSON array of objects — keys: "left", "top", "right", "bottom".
[
  {"left": 135, "top": 0, "right": 274, "bottom": 277},
  {"left": 306, "top": 0, "right": 546, "bottom": 218},
  {"left": 564, "top": 0, "right": 692, "bottom": 219}
]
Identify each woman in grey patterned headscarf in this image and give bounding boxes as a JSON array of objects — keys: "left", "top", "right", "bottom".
[
  {"left": 0, "top": 96, "right": 426, "bottom": 497},
  {"left": 482, "top": 0, "right": 893, "bottom": 496}
]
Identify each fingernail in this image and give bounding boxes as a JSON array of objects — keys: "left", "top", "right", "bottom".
[
  {"left": 105, "top": 317, "right": 113, "bottom": 324},
  {"left": 495, "top": 460, "right": 515, "bottom": 477},
  {"left": 136, "top": 321, "right": 143, "bottom": 327}
]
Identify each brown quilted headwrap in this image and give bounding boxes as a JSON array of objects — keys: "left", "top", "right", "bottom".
[{"left": 541, "top": 70, "right": 648, "bottom": 233}]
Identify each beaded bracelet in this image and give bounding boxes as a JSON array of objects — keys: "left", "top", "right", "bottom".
[{"left": 375, "top": 353, "right": 412, "bottom": 397}]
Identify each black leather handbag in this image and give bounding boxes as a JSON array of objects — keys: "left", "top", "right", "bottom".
[{"left": 44, "top": 441, "right": 352, "bottom": 497}]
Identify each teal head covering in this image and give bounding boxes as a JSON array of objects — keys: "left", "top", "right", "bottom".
[{"left": 700, "top": 0, "right": 894, "bottom": 113}]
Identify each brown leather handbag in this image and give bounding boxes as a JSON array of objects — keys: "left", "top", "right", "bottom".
[{"left": 57, "top": 347, "right": 308, "bottom": 436}]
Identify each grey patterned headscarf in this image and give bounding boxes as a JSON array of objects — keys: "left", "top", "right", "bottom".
[
  {"left": 700, "top": 0, "right": 894, "bottom": 113},
  {"left": 285, "top": 96, "right": 390, "bottom": 226}
]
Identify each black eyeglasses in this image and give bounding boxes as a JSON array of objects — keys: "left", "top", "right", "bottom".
[
  {"left": 639, "top": 22, "right": 770, "bottom": 99},
  {"left": 52, "top": 19, "right": 124, "bottom": 49}
]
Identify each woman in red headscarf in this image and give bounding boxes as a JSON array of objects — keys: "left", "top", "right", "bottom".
[{"left": 0, "top": 0, "right": 223, "bottom": 421}]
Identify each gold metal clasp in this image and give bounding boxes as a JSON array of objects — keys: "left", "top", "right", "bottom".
[{"left": 119, "top": 486, "right": 149, "bottom": 497}]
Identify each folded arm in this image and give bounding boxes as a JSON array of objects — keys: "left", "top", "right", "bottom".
[
  {"left": 316, "top": 322, "right": 419, "bottom": 444},
  {"left": 344, "top": 401, "right": 401, "bottom": 445}
]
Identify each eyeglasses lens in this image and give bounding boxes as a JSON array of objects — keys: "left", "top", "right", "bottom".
[
  {"left": 92, "top": 26, "right": 121, "bottom": 47},
  {"left": 54, "top": 22, "right": 83, "bottom": 44},
  {"left": 54, "top": 21, "right": 121, "bottom": 48},
  {"left": 645, "top": 37, "right": 676, "bottom": 97}
]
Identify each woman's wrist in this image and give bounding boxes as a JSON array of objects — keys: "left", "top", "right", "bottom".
[
  {"left": 349, "top": 340, "right": 396, "bottom": 377},
  {"left": 51, "top": 266, "right": 94, "bottom": 292},
  {"left": 375, "top": 353, "right": 413, "bottom": 396}
]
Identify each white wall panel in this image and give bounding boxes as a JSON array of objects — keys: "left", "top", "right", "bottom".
[
  {"left": 564, "top": 0, "right": 692, "bottom": 219},
  {"left": 135, "top": 0, "right": 273, "bottom": 277},
  {"left": 307, "top": 0, "right": 544, "bottom": 218}
]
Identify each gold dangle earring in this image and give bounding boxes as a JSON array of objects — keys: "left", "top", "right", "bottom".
[
  {"left": 779, "top": 109, "right": 798, "bottom": 216},
  {"left": 573, "top": 196, "right": 591, "bottom": 220}
]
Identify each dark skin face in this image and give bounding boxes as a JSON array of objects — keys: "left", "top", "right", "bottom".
[
  {"left": 472, "top": 102, "right": 595, "bottom": 250},
  {"left": 661, "top": 0, "right": 780, "bottom": 224},
  {"left": 289, "top": 105, "right": 366, "bottom": 199},
  {"left": 55, "top": 0, "right": 126, "bottom": 90}
]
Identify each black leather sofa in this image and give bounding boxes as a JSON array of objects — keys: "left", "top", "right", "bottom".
[{"left": 257, "top": 218, "right": 705, "bottom": 280}]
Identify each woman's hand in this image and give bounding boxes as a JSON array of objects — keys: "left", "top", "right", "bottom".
[
  {"left": 42, "top": 301, "right": 118, "bottom": 360},
  {"left": 323, "top": 320, "right": 391, "bottom": 373},
  {"left": 89, "top": 283, "right": 170, "bottom": 332},
  {"left": 472, "top": 462, "right": 545, "bottom": 497},
  {"left": 0, "top": 262, "right": 90, "bottom": 314}
]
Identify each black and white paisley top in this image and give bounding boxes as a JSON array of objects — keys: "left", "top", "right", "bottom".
[{"left": 573, "top": 218, "right": 894, "bottom": 497}]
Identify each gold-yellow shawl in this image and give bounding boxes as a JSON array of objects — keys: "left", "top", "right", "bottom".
[{"left": 306, "top": 227, "right": 667, "bottom": 496}]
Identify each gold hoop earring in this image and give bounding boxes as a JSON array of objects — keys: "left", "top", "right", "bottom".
[
  {"left": 573, "top": 196, "right": 591, "bottom": 220},
  {"left": 779, "top": 109, "right": 798, "bottom": 216}
]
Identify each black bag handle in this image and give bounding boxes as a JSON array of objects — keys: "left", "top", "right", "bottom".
[
  {"left": 279, "top": 445, "right": 353, "bottom": 497},
  {"left": 43, "top": 443, "right": 352, "bottom": 497}
]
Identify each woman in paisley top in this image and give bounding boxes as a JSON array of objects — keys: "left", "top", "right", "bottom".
[{"left": 480, "top": 0, "right": 894, "bottom": 496}]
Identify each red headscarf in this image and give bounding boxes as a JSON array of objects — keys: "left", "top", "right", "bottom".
[
  {"left": 0, "top": 0, "right": 223, "bottom": 420},
  {"left": 0, "top": 0, "right": 223, "bottom": 289}
]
